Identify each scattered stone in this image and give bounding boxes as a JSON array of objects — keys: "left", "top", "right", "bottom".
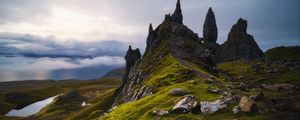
[
  {"left": 169, "top": 88, "right": 190, "bottom": 96},
  {"left": 205, "top": 78, "right": 215, "bottom": 84},
  {"left": 153, "top": 109, "right": 169, "bottom": 116},
  {"left": 261, "top": 84, "right": 296, "bottom": 91},
  {"left": 239, "top": 96, "right": 258, "bottom": 112},
  {"left": 172, "top": 95, "right": 198, "bottom": 114},
  {"left": 200, "top": 100, "right": 227, "bottom": 114},
  {"left": 232, "top": 106, "right": 239, "bottom": 114},
  {"left": 207, "top": 86, "right": 220, "bottom": 94}
]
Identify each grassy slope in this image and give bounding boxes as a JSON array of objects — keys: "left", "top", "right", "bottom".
[
  {"left": 101, "top": 54, "right": 220, "bottom": 120},
  {"left": 265, "top": 46, "right": 300, "bottom": 61},
  {"left": 0, "top": 78, "right": 121, "bottom": 120}
]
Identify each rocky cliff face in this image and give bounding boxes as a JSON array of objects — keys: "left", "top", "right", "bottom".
[
  {"left": 122, "top": 46, "right": 141, "bottom": 86},
  {"left": 216, "top": 18, "right": 264, "bottom": 62}
]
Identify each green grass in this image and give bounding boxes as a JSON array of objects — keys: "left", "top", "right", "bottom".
[
  {"left": 66, "top": 89, "right": 117, "bottom": 120},
  {"left": 101, "top": 74, "right": 219, "bottom": 120}
]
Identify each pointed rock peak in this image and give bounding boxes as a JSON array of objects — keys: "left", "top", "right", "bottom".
[
  {"left": 208, "top": 7, "right": 213, "bottom": 13},
  {"left": 171, "top": 0, "right": 183, "bottom": 24},
  {"left": 149, "top": 23, "right": 153, "bottom": 33},
  {"left": 176, "top": 0, "right": 181, "bottom": 11},
  {"left": 203, "top": 7, "right": 218, "bottom": 43},
  {"left": 234, "top": 18, "right": 248, "bottom": 33},
  {"left": 128, "top": 45, "right": 132, "bottom": 50}
]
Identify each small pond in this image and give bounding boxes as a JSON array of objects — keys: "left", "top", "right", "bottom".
[{"left": 5, "top": 95, "right": 60, "bottom": 117}]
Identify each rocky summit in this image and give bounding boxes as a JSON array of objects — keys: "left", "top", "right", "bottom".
[{"left": 216, "top": 18, "right": 264, "bottom": 63}]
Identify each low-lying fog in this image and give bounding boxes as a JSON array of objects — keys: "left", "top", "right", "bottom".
[{"left": 0, "top": 56, "right": 124, "bottom": 82}]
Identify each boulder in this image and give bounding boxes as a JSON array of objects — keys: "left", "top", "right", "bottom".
[
  {"left": 172, "top": 95, "right": 198, "bottom": 114},
  {"left": 169, "top": 88, "right": 189, "bottom": 96},
  {"left": 238, "top": 96, "right": 258, "bottom": 112},
  {"left": 200, "top": 100, "right": 227, "bottom": 114}
]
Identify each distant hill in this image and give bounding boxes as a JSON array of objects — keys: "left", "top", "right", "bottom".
[
  {"left": 265, "top": 46, "right": 300, "bottom": 61},
  {"left": 101, "top": 67, "right": 125, "bottom": 79}
]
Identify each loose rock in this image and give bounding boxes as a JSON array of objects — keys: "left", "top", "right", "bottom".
[
  {"left": 172, "top": 95, "right": 198, "bottom": 114},
  {"left": 169, "top": 88, "right": 189, "bottom": 96},
  {"left": 239, "top": 96, "right": 258, "bottom": 112}
]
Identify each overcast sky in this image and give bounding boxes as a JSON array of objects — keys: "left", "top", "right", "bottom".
[{"left": 0, "top": 0, "right": 299, "bottom": 54}]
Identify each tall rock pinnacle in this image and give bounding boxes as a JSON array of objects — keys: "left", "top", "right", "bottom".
[
  {"left": 203, "top": 7, "right": 218, "bottom": 43},
  {"left": 216, "top": 18, "right": 264, "bottom": 62},
  {"left": 122, "top": 45, "right": 141, "bottom": 85},
  {"left": 171, "top": 0, "right": 183, "bottom": 24}
]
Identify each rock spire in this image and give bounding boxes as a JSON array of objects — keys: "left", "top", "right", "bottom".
[
  {"left": 203, "top": 7, "right": 218, "bottom": 43},
  {"left": 171, "top": 0, "right": 183, "bottom": 24}
]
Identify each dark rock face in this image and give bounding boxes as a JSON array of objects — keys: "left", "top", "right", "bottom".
[
  {"left": 113, "top": 0, "right": 211, "bottom": 106},
  {"left": 203, "top": 7, "right": 218, "bottom": 43},
  {"left": 202, "top": 7, "right": 220, "bottom": 55},
  {"left": 216, "top": 18, "right": 264, "bottom": 62},
  {"left": 171, "top": 0, "right": 183, "bottom": 24},
  {"left": 122, "top": 45, "right": 141, "bottom": 86}
]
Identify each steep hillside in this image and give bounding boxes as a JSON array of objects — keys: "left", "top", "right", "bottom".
[{"left": 97, "top": 0, "right": 300, "bottom": 120}]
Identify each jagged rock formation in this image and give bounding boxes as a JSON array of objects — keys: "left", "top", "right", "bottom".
[
  {"left": 113, "top": 0, "right": 212, "bottom": 105},
  {"left": 203, "top": 7, "right": 218, "bottom": 43},
  {"left": 216, "top": 18, "right": 264, "bottom": 62},
  {"left": 122, "top": 45, "right": 141, "bottom": 86}
]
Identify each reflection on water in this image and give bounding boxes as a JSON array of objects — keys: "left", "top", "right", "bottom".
[
  {"left": 5, "top": 95, "right": 60, "bottom": 117},
  {"left": 0, "top": 56, "right": 124, "bottom": 81}
]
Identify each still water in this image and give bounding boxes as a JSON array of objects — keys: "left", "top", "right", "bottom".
[{"left": 5, "top": 95, "right": 59, "bottom": 117}]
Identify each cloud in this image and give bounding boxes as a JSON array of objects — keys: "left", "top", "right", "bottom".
[
  {"left": 0, "top": 56, "right": 125, "bottom": 81},
  {"left": 0, "top": 0, "right": 299, "bottom": 51},
  {"left": 0, "top": 32, "right": 130, "bottom": 56}
]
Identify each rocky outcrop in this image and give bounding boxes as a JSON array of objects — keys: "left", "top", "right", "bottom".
[
  {"left": 216, "top": 18, "right": 263, "bottom": 62},
  {"left": 203, "top": 7, "right": 218, "bottom": 43},
  {"left": 172, "top": 96, "right": 199, "bottom": 114},
  {"left": 122, "top": 45, "right": 141, "bottom": 86}
]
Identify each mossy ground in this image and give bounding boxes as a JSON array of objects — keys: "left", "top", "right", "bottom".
[{"left": 0, "top": 78, "right": 121, "bottom": 120}]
